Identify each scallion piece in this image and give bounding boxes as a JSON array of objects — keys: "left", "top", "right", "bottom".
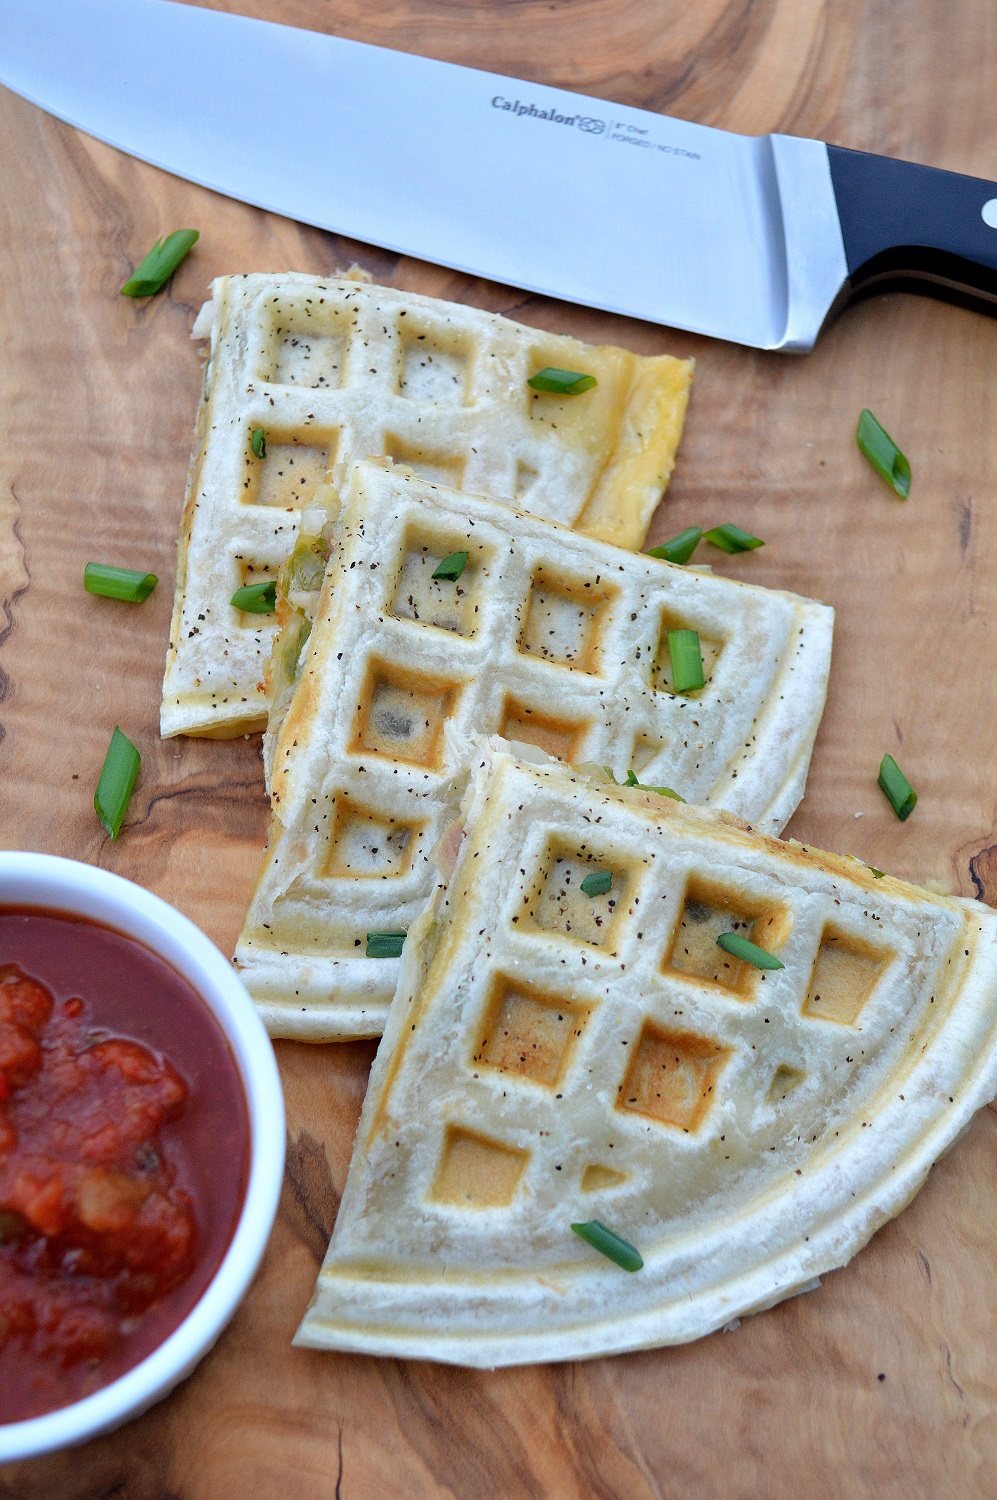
[
  {"left": 647, "top": 526, "right": 702, "bottom": 565},
  {"left": 284, "top": 618, "right": 312, "bottom": 681},
  {"left": 704, "top": 523, "right": 764, "bottom": 554},
  {"left": 857, "top": 409, "right": 911, "bottom": 498},
  {"left": 282, "top": 534, "right": 328, "bottom": 594},
  {"left": 230, "top": 580, "right": 277, "bottom": 614},
  {"left": 623, "top": 770, "right": 685, "bottom": 801},
  {"left": 366, "top": 931, "right": 406, "bottom": 958},
  {"left": 870, "top": 867, "right": 886, "bottom": 879},
  {"left": 94, "top": 727, "right": 140, "bottom": 841},
  {"left": 120, "top": 229, "right": 199, "bottom": 297},
  {"left": 84, "top": 562, "right": 158, "bottom": 603},
  {"left": 571, "top": 1220, "right": 643, "bottom": 1273},
  {"left": 432, "top": 550, "right": 468, "bottom": 581},
  {"left": 878, "top": 754, "right": 916, "bottom": 820},
  {"left": 667, "top": 629, "right": 705, "bottom": 693},
  {"left": 716, "top": 932, "right": 784, "bottom": 971},
  {"left": 251, "top": 427, "right": 267, "bottom": 460},
  {"left": 528, "top": 367, "right": 597, "bottom": 395},
  {"left": 580, "top": 870, "right": 613, "bottom": 898}
]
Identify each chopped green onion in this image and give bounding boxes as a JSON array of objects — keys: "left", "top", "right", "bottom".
[
  {"left": 94, "top": 727, "right": 141, "bottom": 840},
  {"left": 623, "top": 770, "right": 685, "bottom": 801},
  {"left": 870, "top": 867, "right": 886, "bottom": 879},
  {"left": 704, "top": 523, "right": 764, "bottom": 554},
  {"left": 580, "top": 870, "right": 613, "bottom": 898},
  {"left": 857, "top": 409, "right": 911, "bottom": 498},
  {"left": 251, "top": 427, "right": 267, "bottom": 460},
  {"left": 282, "top": 534, "right": 327, "bottom": 594},
  {"left": 571, "top": 1220, "right": 643, "bottom": 1273},
  {"left": 120, "top": 229, "right": 199, "bottom": 297},
  {"left": 667, "top": 629, "right": 705, "bottom": 693},
  {"left": 366, "top": 931, "right": 406, "bottom": 958},
  {"left": 647, "top": 526, "right": 702, "bottom": 565},
  {"left": 84, "top": 562, "right": 157, "bottom": 603},
  {"left": 878, "top": 754, "right": 916, "bottom": 820},
  {"left": 230, "top": 580, "right": 277, "bottom": 614},
  {"left": 528, "top": 367, "right": 597, "bottom": 395},
  {"left": 284, "top": 618, "right": 312, "bottom": 681},
  {"left": 432, "top": 550, "right": 468, "bottom": 581},
  {"left": 716, "top": 932, "right": 785, "bottom": 971}
]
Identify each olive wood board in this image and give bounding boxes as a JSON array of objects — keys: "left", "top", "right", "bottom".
[{"left": 2, "top": 0, "right": 997, "bottom": 1494}]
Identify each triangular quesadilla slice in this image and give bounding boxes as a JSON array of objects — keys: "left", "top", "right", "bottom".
[
  {"left": 235, "top": 459, "right": 832, "bottom": 1039},
  {"left": 295, "top": 745, "right": 997, "bottom": 1367},
  {"left": 161, "top": 272, "right": 692, "bottom": 738}
]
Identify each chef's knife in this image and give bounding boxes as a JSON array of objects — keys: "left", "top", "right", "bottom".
[{"left": 3, "top": 0, "right": 997, "bottom": 351}]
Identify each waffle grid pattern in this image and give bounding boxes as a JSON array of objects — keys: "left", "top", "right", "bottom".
[{"left": 411, "top": 805, "right": 902, "bottom": 1207}]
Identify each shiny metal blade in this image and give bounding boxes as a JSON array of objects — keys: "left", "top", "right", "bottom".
[{"left": 0, "top": 0, "right": 847, "bottom": 349}]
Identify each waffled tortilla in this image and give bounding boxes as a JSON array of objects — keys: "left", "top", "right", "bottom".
[
  {"left": 235, "top": 459, "right": 833, "bottom": 1039},
  {"left": 161, "top": 272, "right": 693, "bottom": 737},
  {"left": 296, "top": 746, "right": 997, "bottom": 1367}
]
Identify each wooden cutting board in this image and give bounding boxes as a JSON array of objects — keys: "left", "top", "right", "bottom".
[{"left": 2, "top": 0, "right": 997, "bottom": 1493}]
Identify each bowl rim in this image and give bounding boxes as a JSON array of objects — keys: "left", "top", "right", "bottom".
[{"left": 0, "top": 851, "right": 286, "bottom": 1463}]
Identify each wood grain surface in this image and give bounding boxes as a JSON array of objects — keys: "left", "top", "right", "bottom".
[{"left": 3, "top": 0, "right": 997, "bottom": 1494}]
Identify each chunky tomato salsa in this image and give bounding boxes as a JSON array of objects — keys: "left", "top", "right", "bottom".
[{"left": 0, "top": 908, "right": 250, "bottom": 1424}]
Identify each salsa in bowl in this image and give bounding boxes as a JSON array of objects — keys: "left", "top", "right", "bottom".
[{"left": 0, "top": 853, "right": 284, "bottom": 1461}]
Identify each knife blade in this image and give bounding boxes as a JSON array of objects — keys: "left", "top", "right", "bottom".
[{"left": 3, "top": 0, "right": 996, "bottom": 351}]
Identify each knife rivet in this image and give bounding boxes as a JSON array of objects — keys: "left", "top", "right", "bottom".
[{"left": 981, "top": 199, "right": 997, "bottom": 229}]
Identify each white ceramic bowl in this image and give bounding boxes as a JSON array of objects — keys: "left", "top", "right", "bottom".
[{"left": 0, "top": 852, "right": 285, "bottom": 1463}]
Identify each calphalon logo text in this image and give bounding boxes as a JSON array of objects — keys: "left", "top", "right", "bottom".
[{"left": 492, "top": 96, "right": 606, "bottom": 134}]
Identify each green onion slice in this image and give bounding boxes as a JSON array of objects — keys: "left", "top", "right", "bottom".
[
  {"left": 230, "top": 580, "right": 277, "bottom": 614},
  {"left": 857, "top": 409, "right": 911, "bottom": 498},
  {"left": 527, "top": 367, "right": 597, "bottom": 395},
  {"left": 622, "top": 770, "right": 685, "bottom": 801},
  {"left": 571, "top": 1220, "right": 643, "bottom": 1273},
  {"left": 667, "top": 629, "right": 705, "bottom": 694},
  {"left": 647, "top": 526, "right": 702, "bottom": 565},
  {"left": 878, "top": 754, "right": 917, "bottom": 820},
  {"left": 251, "top": 427, "right": 267, "bottom": 460},
  {"left": 120, "top": 229, "right": 199, "bottom": 297},
  {"left": 870, "top": 867, "right": 886, "bottom": 879},
  {"left": 0, "top": 1210, "right": 26, "bottom": 1245},
  {"left": 284, "top": 618, "right": 312, "bottom": 682},
  {"left": 366, "top": 931, "right": 406, "bottom": 958},
  {"left": 95, "top": 727, "right": 141, "bottom": 841},
  {"left": 432, "top": 550, "right": 469, "bottom": 581},
  {"left": 282, "top": 534, "right": 328, "bottom": 595},
  {"left": 580, "top": 870, "right": 613, "bottom": 898},
  {"left": 704, "top": 523, "right": 764, "bottom": 554},
  {"left": 83, "top": 562, "right": 158, "bottom": 603},
  {"left": 716, "top": 932, "right": 785, "bottom": 971}
]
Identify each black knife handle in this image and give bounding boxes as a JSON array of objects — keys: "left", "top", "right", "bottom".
[{"left": 827, "top": 143, "right": 997, "bottom": 315}]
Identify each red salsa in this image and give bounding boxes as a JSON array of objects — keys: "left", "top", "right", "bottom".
[{"left": 0, "top": 908, "right": 251, "bottom": 1423}]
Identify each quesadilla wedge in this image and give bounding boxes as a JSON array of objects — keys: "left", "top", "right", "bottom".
[
  {"left": 296, "top": 745, "right": 997, "bottom": 1366},
  {"left": 236, "top": 459, "right": 832, "bottom": 1039},
  {"left": 161, "top": 273, "right": 692, "bottom": 737}
]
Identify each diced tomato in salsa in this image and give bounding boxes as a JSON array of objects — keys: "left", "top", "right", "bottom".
[{"left": 0, "top": 913, "right": 249, "bottom": 1424}]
